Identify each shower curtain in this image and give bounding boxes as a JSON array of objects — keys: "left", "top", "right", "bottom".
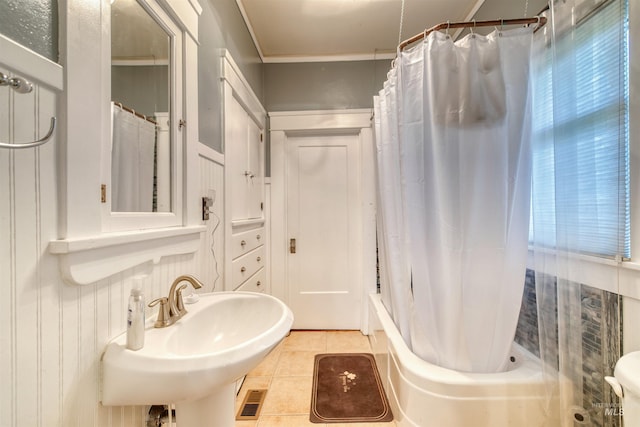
[
  {"left": 375, "top": 26, "right": 535, "bottom": 373},
  {"left": 531, "top": 0, "right": 627, "bottom": 425},
  {"left": 111, "top": 103, "right": 156, "bottom": 212}
]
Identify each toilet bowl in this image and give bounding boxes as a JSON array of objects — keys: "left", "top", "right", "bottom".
[{"left": 605, "top": 351, "right": 640, "bottom": 427}]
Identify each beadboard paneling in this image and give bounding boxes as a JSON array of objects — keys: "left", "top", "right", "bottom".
[
  {"left": 198, "top": 151, "right": 225, "bottom": 292},
  {"left": 1, "top": 61, "right": 226, "bottom": 426}
]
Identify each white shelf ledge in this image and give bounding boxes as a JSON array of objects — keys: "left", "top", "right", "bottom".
[{"left": 49, "top": 226, "right": 206, "bottom": 285}]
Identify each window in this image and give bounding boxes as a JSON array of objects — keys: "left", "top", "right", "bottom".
[{"left": 531, "top": 0, "right": 629, "bottom": 259}]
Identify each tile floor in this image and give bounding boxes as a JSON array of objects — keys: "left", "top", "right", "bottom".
[{"left": 234, "top": 330, "right": 397, "bottom": 427}]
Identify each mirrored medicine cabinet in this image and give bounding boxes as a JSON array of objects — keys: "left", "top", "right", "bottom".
[
  {"left": 49, "top": 0, "right": 204, "bottom": 286},
  {"left": 110, "top": 0, "right": 172, "bottom": 214}
]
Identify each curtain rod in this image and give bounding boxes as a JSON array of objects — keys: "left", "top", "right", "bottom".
[
  {"left": 113, "top": 102, "right": 158, "bottom": 125},
  {"left": 398, "top": 16, "right": 547, "bottom": 51}
]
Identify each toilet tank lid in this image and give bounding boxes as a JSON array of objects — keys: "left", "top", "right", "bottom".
[{"left": 615, "top": 351, "right": 640, "bottom": 397}]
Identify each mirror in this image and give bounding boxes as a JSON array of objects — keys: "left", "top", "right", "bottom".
[{"left": 110, "top": 0, "right": 171, "bottom": 213}]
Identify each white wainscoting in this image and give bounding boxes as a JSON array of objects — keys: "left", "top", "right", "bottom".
[{"left": 0, "top": 56, "right": 225, "bottom": 427}]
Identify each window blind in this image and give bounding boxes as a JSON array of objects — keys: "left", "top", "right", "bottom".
[{"left": 531, "top": 0, "right": 629, "bottom": 259}]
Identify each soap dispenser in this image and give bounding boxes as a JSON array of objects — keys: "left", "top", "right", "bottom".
[{"left": 126, "top": 278, "right": 145, "bottom": 350}]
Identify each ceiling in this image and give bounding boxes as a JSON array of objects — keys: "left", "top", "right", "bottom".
[{"left": 236, "top": 0, "right": 549, "bottom": 63}]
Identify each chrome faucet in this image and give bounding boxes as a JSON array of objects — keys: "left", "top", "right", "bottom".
[{"left": 148, "top": 275, "right": 204, "bottom": 328}]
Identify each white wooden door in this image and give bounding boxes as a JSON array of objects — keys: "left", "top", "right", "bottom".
[{"left": 286, "top": 133, "right": 362, "bottom": 329}]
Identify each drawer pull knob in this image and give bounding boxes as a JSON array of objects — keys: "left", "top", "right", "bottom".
[
  {"left": 241, "top": 267, "right": 246, "bottom": 273},
  {"left": 240, "top": 240, "right": 246, "bottom": 246},
  {"left": 257, "top": 256, "right": 261, "bottom": 262},
  {"left": 256, "top": 234, "right": 261, "bottom": 240},
  {"left": 257, "top": 281, "right": 261, "bottom": 286}
]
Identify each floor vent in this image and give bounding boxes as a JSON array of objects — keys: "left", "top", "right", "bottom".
[{"left": 236, "top": 389, "right": 267, "bottom": 420}]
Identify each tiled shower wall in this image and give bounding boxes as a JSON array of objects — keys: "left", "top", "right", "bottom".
[{"left": 515, "top": 269, "right": 623, "bottom": 427}]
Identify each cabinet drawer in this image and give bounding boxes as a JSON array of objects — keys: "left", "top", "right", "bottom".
[
  {"left": 235, "top": 267, "right": 266, "bottom": 293},
  {"left": 231, "top": 245, "right": 265, "bottom": 289},
  {"left": 231, "top": 227, "right": 264, "bottom": 259}
]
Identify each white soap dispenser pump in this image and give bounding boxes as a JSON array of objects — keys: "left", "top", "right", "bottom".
[{"left": 126, "top": 278, "right": 145, "bottom": 351}]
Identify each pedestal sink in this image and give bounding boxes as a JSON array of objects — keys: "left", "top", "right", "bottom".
[{"left": 102, "top": 292, "right": 293, "bottom": 427}]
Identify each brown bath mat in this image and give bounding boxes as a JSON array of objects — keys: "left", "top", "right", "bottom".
[{"left": 310, "top": 353, "right": 393, "bottom": 423}]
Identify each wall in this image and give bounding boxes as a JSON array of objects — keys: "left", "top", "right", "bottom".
[
  {"left": 198, "top": 0, "right": 263, "bottom": 152},
  {"left": 0, "top": 2, "right": 226, "bottom": 427},
  {"left": 263, "top": 59, "right": 389, "bottom": 176},
  {"left": 0, "top": 90, "right": 224, "bottom": 426},
  {"left": 515, "top": 270, "right": 623, "bottom": 427},
  {"left": 264, "top": 60, "right": 390, "bottom": 112}
]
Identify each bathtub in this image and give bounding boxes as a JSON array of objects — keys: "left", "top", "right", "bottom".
[{"left": 368, "top": 293, "right": 560, "bottom": 427}]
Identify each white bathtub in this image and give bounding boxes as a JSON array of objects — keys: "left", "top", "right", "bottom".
[{"left": 368, "top": 293, "right": 560, "bottom": 427}]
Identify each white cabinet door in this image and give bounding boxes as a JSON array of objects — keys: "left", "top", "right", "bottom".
[
  {"left": 247, "top": 117, "right": 263, "bottom": 219},
  {"left": 227, "top": 95, "right": 249, "bottom": 221},
  {"left": 226, "top": 95, "right": 264, "bottom": 222}
]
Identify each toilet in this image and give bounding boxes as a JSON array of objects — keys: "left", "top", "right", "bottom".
[{"left": 605, "top": 351, "right": 640, "bottom": 427}]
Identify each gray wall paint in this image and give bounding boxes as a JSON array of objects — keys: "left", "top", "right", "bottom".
[
  {"left": 198, "top": 0, "right": 263, "bottom": 152},
  {"left": 112, "top": 66, "right": 169, "bottom": 117},
  {"left": 264, "top": 60, "right": 391, "bottom": 112},
  {"left": 0, "top": 0, "right": 58, "bottom": 62},
  {"left": 263, "top": 59, "right": 390, "bottom": 177}
]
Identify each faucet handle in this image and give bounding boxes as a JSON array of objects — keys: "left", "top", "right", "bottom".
[
  {"left": 149, "top": 297, "right": 172, "bottom": 328},
  {"left": 175, "top": 284, "right": 189, "bottom": 317}
]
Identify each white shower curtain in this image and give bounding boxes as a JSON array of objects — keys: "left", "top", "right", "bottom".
[
  {"left": 111, "top": 103, "right": 156, "bottom": 212},
  {"left": 375, "top": 26, "right": 535, "bottom": 373},
  {"left": 374, "top": 69, "right": 413, "bottom": 346}
]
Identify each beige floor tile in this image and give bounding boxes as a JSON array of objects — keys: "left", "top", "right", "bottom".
[
  {"left": 257, "top": 415, "right": 322, "bottom": 426},
  {"left": 274, "top": 351, "right": 317, "bottom": 377},
  {"left": 325, "top": 330, "right": 371, "bottom": 353},
  {"left": 260, "top": 376, "right": 313, "bottom": 416},
  {"left": 235, "top": 421, "right": 258, "bottom": 427},
  {"left": 248, "top": 344, "right": 283, "bottom": 377},
  {"left": 282, "top": 330, "right": 327, "bottom": 352}
]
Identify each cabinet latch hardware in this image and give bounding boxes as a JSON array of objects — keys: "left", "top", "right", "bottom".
[
  {"left": 101, "top": 184, "right": 107, "bottom": 203},
  {"left": 178, "top": 119, "right": 186, "bottom": 130}
]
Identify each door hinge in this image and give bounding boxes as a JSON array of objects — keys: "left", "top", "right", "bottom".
[
  {"left": 101, "top": 184, "right": 107, "bottom": 203},
  {"left": 261, "top": 202, "right": 264, "bottom": 211}
]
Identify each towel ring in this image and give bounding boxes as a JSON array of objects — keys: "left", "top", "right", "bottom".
[{"left": 0, "top": 117, "right": 56, "bottom": 149}]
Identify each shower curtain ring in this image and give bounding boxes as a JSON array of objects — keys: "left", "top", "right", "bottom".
[
  {"left": 471, "top": 20, "right": 476, "bottom": 37},
  {"left": 445, "top": 20, "right": 451, "bottom": 38}
]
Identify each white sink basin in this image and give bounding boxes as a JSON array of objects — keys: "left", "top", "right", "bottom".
[{"left": 102, "top": 292, "right": 293, "bottom": 426}]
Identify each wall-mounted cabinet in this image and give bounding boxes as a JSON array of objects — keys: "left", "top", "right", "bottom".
[
  {"left": 221, "top": 50, "right": 268, "bottom": 292},
  {"left": 48, "top": 0, "right": 204, "bottom": 285},
  {"left": 226, "top": 94, "right": 264, "bottom": 222}
]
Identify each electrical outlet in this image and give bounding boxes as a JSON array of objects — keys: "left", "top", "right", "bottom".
[{"left": 202, "top": 196, "right": 213, "bottom": 221}]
